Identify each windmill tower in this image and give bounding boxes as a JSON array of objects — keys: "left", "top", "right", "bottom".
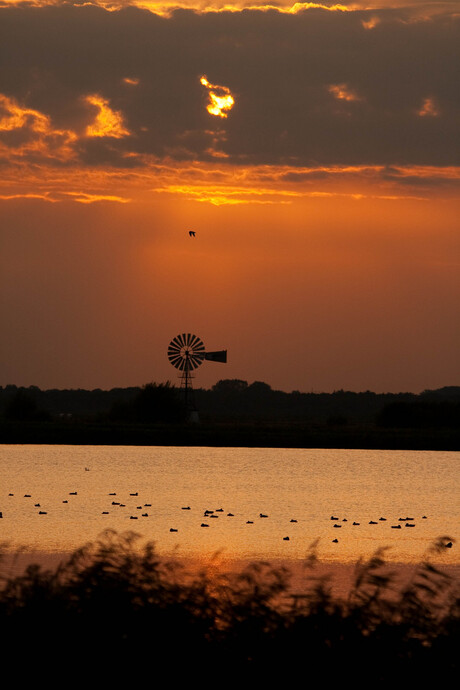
[{"left": 167, "top": 333, "right": 227, "bottom": 421}]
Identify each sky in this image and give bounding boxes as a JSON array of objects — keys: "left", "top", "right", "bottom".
[{"left": 0, "top": 1, "right": 459, "bottom": 394}]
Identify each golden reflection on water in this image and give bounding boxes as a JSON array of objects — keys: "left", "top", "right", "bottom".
[{"left": 0, "top": 445, "right": 458, "bottom": 572}]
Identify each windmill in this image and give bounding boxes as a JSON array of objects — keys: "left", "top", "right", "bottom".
[{"left": 167, "top": 333, "right": 227, "bottom": 420}]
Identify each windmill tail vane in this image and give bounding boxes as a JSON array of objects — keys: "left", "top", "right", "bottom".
[{"left": 203, "top": 350, "right": 227, "bottom": 363}]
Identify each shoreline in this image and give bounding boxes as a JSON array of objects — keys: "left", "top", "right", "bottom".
[{"left": 1, "top": 420, "right": 459, "bottom": 451}]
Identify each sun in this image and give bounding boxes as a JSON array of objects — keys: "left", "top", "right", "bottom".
[{"left": 200, "top": 76, "right": 235, "bottom": 118}]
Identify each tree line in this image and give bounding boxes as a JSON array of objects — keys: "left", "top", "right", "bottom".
[{"left": 1, "top": 380, "right": 459, "bottom": 428}]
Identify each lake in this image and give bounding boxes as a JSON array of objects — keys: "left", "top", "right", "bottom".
[{"left": 1, "top": 444, "right": 458, "bottom": 581}]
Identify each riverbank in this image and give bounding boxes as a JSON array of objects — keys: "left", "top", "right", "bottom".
[{"left": 1, "top": 419, "right": 459, "bottom": 450}]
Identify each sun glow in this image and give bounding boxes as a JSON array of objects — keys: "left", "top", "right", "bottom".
[
  {"left": 200, "top": 76, "right": 235, "bottom": 118},
  {"left": 154, "top": 183, "right": 300, "bottom": 205}
]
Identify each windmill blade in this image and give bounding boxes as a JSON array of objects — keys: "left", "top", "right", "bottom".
[
  {"left": 189, "top": 352, "right": 205, "bottom": 368},
  {"left": 168, "top": 334, "right": 226, "bottom": 376},
  {"left": 189, "top": 334, "right": 205, "bottom": 351},
  {"left": 168, "top": 354, "right": 183, "bottom": 369},
  {"left": 169, "top": 354, "right": 182, "bottom": 368},
  {"left": 204, "top": 350, "right": 227, "bottom": 363},
  {"left": 171, "top": 335, "right": 183, "bottom": 350}
]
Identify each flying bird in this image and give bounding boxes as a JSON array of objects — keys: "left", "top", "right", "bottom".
[{"left": 189, "top": 231, "right": 196, "bottom": 237}]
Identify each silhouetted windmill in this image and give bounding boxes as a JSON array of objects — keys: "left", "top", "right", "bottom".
[{"left": 167, "top": 333, "right": 227, "bottom": 421}]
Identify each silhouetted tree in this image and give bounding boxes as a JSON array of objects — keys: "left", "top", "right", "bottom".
[
  {"left": 247, "top": 381, "right": 272, "bottom": 394},
  {"left": 3, "top": 389, "right": 50, "bottom": 422},
  {"left": 212, "top": 379, "right": 248, "bottom": 393},
  {"left": 2, "top": 382, "right": 459, "bottom": 428},
  {"left": 109, "top": 382, "right": 186, "bottom": 424}
]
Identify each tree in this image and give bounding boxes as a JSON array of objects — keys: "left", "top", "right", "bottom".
[
  {"left": 3, "top": 389, "right": 50, "bottom": 422},
  {"left": 109, "top": 382, "right": 186, "bottom": 424},
  {"left": 212, "top": 379, "right": 248, "bottom": 393}
]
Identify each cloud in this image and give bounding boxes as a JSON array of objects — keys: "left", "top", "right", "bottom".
[
  {"left": 0, "top": 3, "right": 458, "bottom": 181},
  {"left": 2, "top": 152, "right": 457, "bottom": 207},
  {"left": 0, "top": 2, "right": 352, "bottom": 15},
  {"left": 122, "top": 76, "right": 140, "bottom": 85},
  {"left": 85, "top": 94, "right": 131, "bottom": 137},
  {"left": 0, "top": 93, "right": 77, "bottom": 161},
  {"left": 418, "top": 97, "right": 439, "bottom": 118},
  {"left": 361, "top": 16, "right": 380, "bottom": 30},
  {"left": 0, "top": 192, "right": 57, "bottom": 201},
  {"left": 328, "top": 83, "right": 363, "bottom": 102},
  {"left": 1, "top": 2, "right": 455, "bottom": 17}
]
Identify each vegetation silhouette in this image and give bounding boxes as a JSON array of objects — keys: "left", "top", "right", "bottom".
[
  {"left": 109, "top": 381, "right": 186, "bottom": 424},
  {"left": 2, "top": 381, "right": 459, "bottom": 425},
  {"left": 0, "top": 531, "right": 457, "bottom": 683},
  {"left": 3, "top": 388, "right": 50, "bottom": 422},
  {"left": 1, "top": 382, "right": 459, "bottom": 448},
  {"left": 377, "top": 400, "right": 460, "bottom": 429}
]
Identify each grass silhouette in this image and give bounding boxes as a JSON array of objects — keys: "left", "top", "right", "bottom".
[{"left": 1, "top": 531, "right": 457, "bottom": 684}]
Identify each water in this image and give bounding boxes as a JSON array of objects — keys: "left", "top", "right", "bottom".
[{"left": 0, "top": 445, "right": 458, "bottom": 569}]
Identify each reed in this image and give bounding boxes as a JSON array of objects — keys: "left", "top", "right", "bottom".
[{"left": 0, "top": 531, "right": 457, "bottom": 684}]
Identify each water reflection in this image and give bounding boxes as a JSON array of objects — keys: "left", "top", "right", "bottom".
[{"left": 0, "top": 445, "right": 458, "bottom": 567}]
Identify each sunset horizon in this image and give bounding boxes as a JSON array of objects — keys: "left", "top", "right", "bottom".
[{"left": 1, "top": 5, "right": 458, "bottom": 678}]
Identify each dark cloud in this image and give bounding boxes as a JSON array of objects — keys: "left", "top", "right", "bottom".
[
  {"left": 381, "top": 168, "right": 460, "bottom": 190},
  {"left": 0, "top": 4, "right": 459, "bottom": 167}
]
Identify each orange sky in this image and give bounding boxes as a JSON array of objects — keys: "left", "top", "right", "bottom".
[{"left": 0, "top": 1, "right": 459, "bottom": 392}]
